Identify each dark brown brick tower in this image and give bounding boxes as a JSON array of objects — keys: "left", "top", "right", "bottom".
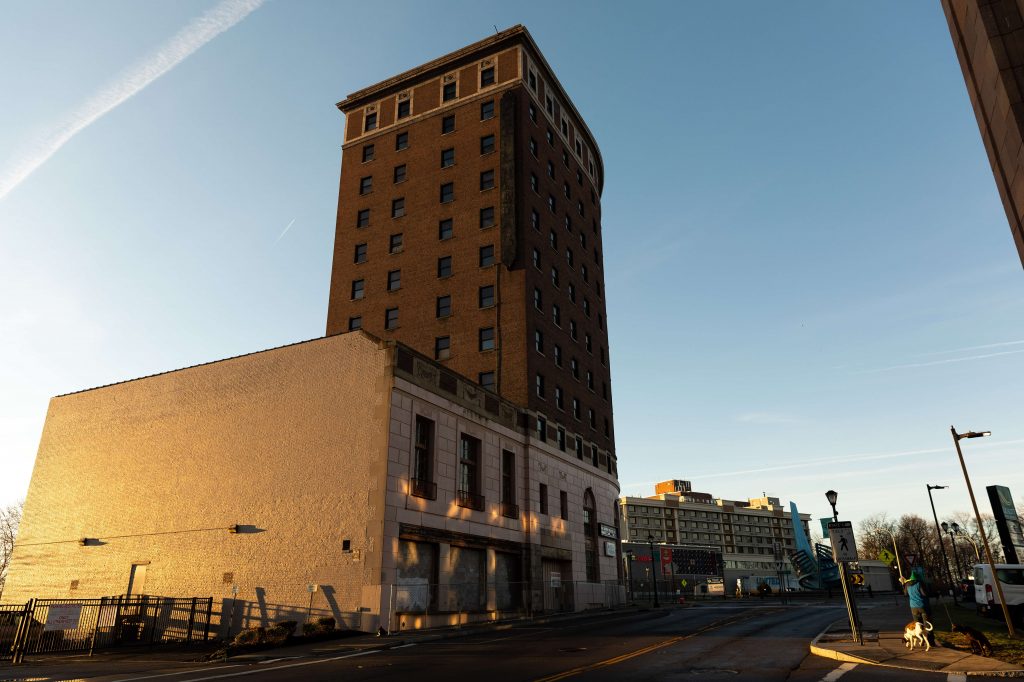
[
  {"left": 943, "top": 0, "right": 1024, "bottom": 268},
  {"left": 326, "top": 25, "right": 616, "bottom": 471}
]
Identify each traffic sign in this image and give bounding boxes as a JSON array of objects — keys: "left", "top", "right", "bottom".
[
  {"left": 851, "top": 572, "right": 864, "bottom": 586},
  {"left": 905, "top": 554, "right": 916, "bottom": 566},
  {"left": 827, "top": 521, "right": 858, "bottom": 562},
  {"left": 878, "top": 548, "right": 895, "bottom": 566}
]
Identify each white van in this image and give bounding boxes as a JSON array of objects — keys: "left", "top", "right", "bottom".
[{"left": 973, "top": 564, "right": 1024, "bottom": 622}]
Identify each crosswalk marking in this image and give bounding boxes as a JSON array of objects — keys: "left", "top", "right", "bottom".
[{"left": 820, "top": 662, "right": 857, "bottom": 682}]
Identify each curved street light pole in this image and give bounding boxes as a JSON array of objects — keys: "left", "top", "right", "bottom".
[
  {"left": 927, "top": 484, "right": 958, "bottom": 605},
  {"left": 951, "top": 426, "right": 1016, "bottom": 638},
  {"left": 952, "top": 522, "right": 981, "bottom": 562},
  {"left": 882, "top": 527, "right": 905, "bottom": 584}
]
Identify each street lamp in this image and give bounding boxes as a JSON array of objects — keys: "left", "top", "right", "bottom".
[
  {"left": 823, "top": 490, "right": 861, "bottom": 644},
  {"left": 926, "top": 484, "right": 957, "bottom": 604},
  {"left": 942, "top": 522, "right": 964, "bottom": 586},
  {"left": 951, "top": 521, "right": 981, "bottom": 562},
  {"left": 647, "top": 533, "right": 661, "bottom": 608},
  {"left": 951, "top": 426, "right": 1015, "bottom": 637}
]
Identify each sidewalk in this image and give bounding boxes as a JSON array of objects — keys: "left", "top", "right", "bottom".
[
  {"left": 809, "top": 595, "right": 1024, "bottom": 676},
  {"left": 0, "top": 606, "right": 653, "bottom": 681}
]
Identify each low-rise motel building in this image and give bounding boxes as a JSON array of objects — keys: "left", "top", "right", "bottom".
[
  {"left": 4, "top": 332, "right": 623, "bottom": 634},
  {"left": 619, "top": 480, "right": 812, "bottom": 590}
]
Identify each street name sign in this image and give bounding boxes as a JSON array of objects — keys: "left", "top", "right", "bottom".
[{"left": 827, "top": 521, "right": 858, "bottom": 562}]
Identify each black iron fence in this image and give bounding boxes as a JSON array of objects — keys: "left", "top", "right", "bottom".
[{"left": 0, "top": 595, "right": 212, "bottom": 664}]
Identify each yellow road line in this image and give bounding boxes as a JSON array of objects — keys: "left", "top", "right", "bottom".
[{"left": 533, "top": 609, "right": 779, "bottom": 682}]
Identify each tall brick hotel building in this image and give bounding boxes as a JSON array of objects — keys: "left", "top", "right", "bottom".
[
  {"left": 5, "top": 26, "right": 623, "bottom": 633},
  {"left": 326, "top": 26, "right": 615, "bottom": 470}
]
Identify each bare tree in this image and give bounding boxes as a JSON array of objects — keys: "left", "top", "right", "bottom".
[{"left": 0, "top": 502, "right": 23, "bottom": 598}]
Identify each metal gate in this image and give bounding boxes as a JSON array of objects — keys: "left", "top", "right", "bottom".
[{"left": 0, "top": 595, "right": 213, "bottom": 664}]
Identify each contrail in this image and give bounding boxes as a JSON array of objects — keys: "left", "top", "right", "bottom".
[
  {"left": 916, "top": 339, "right": 1024, "bottom": 357},
  {"left": 856, "top": 348, "right": 1024, "bottom": 374},
  {"left": 274, "top": 218, "right": 296, "bottom": 244},
  {"left": 0, "top": 0, "right": 265, "bottom": 203}
]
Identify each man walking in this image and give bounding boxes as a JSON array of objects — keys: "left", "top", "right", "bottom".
[{"left": 906, "top": 571, "right": 935, "bottom": 646}]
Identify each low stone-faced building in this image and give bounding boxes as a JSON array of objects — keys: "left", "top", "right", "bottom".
[{"left": 5, "top": 332, "right": 623, "bottom": 633}]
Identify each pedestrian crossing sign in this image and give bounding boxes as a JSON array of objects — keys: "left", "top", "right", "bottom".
[
  {"left": 827, "top": 521, "right": 858, "bottom": 562},
  {"left": 878, "top": 548, "right": 895, "bottom": 565}
]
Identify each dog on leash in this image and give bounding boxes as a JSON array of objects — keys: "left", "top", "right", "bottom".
[
  {"left": 903, "top": 620, "right": 933, "bottom": 651},
  {"left": 952, "top": 623, "right": 993, "bottom": 657}
]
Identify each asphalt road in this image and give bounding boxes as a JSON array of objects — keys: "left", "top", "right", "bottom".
[{"left": 6, "top": 604, "right": 1007, "bottom": 682}]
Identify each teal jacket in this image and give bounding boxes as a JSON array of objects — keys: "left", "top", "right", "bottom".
[{"left": 907, "top": 580, "right": 929, "bottom": 609}]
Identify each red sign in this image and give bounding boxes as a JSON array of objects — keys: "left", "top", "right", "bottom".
[{"left": 661, "top": 547, "right": 673, "bottom": 570}]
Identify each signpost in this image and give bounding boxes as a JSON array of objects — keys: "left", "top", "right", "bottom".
[{"left": 828, "top": 520, "right": 862, "bottom": 644}]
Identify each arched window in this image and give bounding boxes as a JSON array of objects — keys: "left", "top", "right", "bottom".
[{"left": 583, "top": 489, "right": 599, "bottom": 582}]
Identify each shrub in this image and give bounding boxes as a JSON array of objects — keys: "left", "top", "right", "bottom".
[
  {"left": 233, "top": 626, "right": 265, "bottom": 646},
  {"left": 314, "top": 617, "right": 335, "bottom": 631},
  {"left": 273, "top": 620, "right": 298, "bottom": 637}
]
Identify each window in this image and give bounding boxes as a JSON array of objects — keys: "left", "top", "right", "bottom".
[
  {"left": 501, "top": 449, "right": 515, "bottom": 515},
  {"left": 534, "top": 329, "right": 544, "bottom": 353},
  {"left": 551, "top": 267, "right": 559, "bottom": 287},
  {"left": 437, "top": 256, "right": 452, "bottom": 278},
  {"left": 479, "top": 285, "right": 495, "bottom": 308},
  {"left": 364, "top": 111, "right": 377, "bottom": 131},
  {"left": 397, "top": 99, "right": 410, "bottom": 119},
  {"left": 530, "top": 173, "right": 538, "bottom": 193},
  {"left": 577, "top": 169, "right": 583, "bottom": 184},
  {"left": 572, "top": 397, "right": 580, "bottom": 419},
  {"left": 481, "top": 99, "right": 494, "bottom": 120},
  {"left": 354, "top": 243, "right": 367, "bottom": 263},
  {"left": 351, "top": 279, "right": 364, "bottom": 300},
  {"left": 529, "top": 138, "right": 537, "bottom": 156},
  {"left": 357, "top": 209, "right": 370, "bottom": 228},
  {"left": 552, "top": 304, "right": 561, "bottom": 326},
  {"left": 568, "top": 283, "right": 576, "bottom": 303},
  {"left": 480, "top": 169, "right": 495, "bottom": 190},
  {"left": 547, "top": 160, "right": 555, "bottom": 179},
  {"left": 535, "top": 373, "right": 545, "bottom": 398},
  {"left": 570, "top": 320, "right": 577, "bottom": 340},
  {"left": 548, "top": 195, "right": 556, "bottom": 212},
  {"left": 586, "top": 370, "right": 594, "bottom": 390},
  {"left": 529, "top": 101, "right": 537, "bottom": 121},
  {"left": 575, "top": 435, "right": 584, "bottom": 458},
  {"left": 532, "top": 248, "right": 541, "bottom": 269},
  {"left": 457, "top": 434, "right": 482, "bottom": 509},
  {"left": 442, "top": 114, "right": 455, "bottom": 134},
  {"left": 598, "top": 312, "right": 604, "bottom": 330},
  {"left": 441, "top": 148, "right": 455, "bottom": 168},
  {"left": 533, "top": 288, "right": 542, "bottom": 310},
  {"left": 385, "top": 307, "right": 398, "bottom": 330},
  {"left": 604, "top": 418, "right": 610, "bottom": 437},
  {"left": 585, "top": 333, "right": 592, "bottom": 353},
  {"left": 387, "top": 269, "right": 401, "bottom": 291},
  {"left": 590, "top": 445, "right": 598, "bottom": 466},
  {"left": 412, "top": 416, "right": 435, "bottom": 497},
  {"left": 570, "top": 357, "right": 579, "bottom": 379},
  {"left": 436, "top": 295, "right": 451, "bottom": 318},
  {"left": 479, "top": 244, "right": 495, "bottom": 267},
  {"left": 481, "top": 66, "right": 495, "bottom": 87},
  {"left": 393, "top": 164, "right": 406, "bottom": 183},
  {"left": 442, "top": 81, "right": 457, "bottom": 101},
  {"left": 565, "top": 215, "right": 572, "bottom": 232},
  {"left": 481, "top": 134, "right": 495, "bottom": 154},
  {"left": 557, "top": 426, "right": 566, "bottom": 452},
  {"left": 362, "top": 144, "right": 374, "bottom": 162},
  {"left": 581, "top": 264, "right": 589, "bottom": 282},
  {"left": 395, "top": 131, "right": 408, "bottom": 150},
  {"left": 539, "top": 483, "right": 549, "bottom": 515},
  {"left": 588, "top": 409, "right": 596, "bottom": 429},
  {"left": 359, "top": 176, "right": 372, "bottom": 195},
  {"left": 566, "top": 249, "right": 575, "bottom": 267},
  {"left": 580, "top": 232, "right": 587, "bottom": 248},
  {"left": 546, "top": 128, "right": 554, "bottom": 145},
  {"left": 389, "top": 233, "right": 403, "bottom": 253},
  {"left": 528, "top": 70, "right": 537, "bottom": 91},
  {"left": 479, "top": 371, "right": 495, "bottom": 390},
  {"left": 438, "top": 218, "right": 453, "bottom": 240},
  {"left": 348, "top": 316, "right": 361, "bottom": 331},
  {"left": 583, "top": 298, "right": 591, "bottom": 317},
  {"left": 531, "top": 209, "right": 540, "bottom": 231},
  {"left": 553, "top": 344, "right": 562, "bottom": 366},
  {"left": 440, "top": 182, "right": 454, "bottom": 203},
  {"left": 561, "top": 118, "right": 568, "bottom": 136},
  {"left": 434, "top": 336, "right": 450, "bottom": 360},
  {"left": 546, "top": 96, "right": 553, "bottom": 115},
  {"left": 563, "top": 182, "right": 571, "bottom": 199},
  {"left": 391, "top": 197, "right": 405, "bottom": 218},
  {"left": 560, "top": 490, "right": 568, "bottom": 520},
  {"left": 479, "top": 327, "right": 495, "bottom": 351},
  {"left": 554, "top": 385, "right": 563, "bottom": 409},
  {"left": 479, "top": 206, "right": 495, "bottom": 229},
  {"left": 584, "top": 489, "right": 598, "bottom": 581},
  {"left": 549, "top": 230, "right": 557, "bottom": 249},
  {"left": 563, "top": 150, "right": 570, "bottom": 168}
]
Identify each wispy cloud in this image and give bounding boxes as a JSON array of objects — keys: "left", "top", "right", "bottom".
[
  {"left": 735, "top": 411, "right": 804, "bottom": 425},
  {"left": 856, "top": 348, "right": 1024, "bottom": 374},
  {"left": 916, "top": 339, "right": 1024, "bottom": 358},
  {"left": 0, "top": 0, "right": 265, "bottom": 203},
  {"left": 274, "top": 218, "right": 296, "bottom": 244}
]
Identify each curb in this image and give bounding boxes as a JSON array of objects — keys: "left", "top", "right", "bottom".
[{"left": 808, "top": 625, "right": 1024, "bottom": 677}]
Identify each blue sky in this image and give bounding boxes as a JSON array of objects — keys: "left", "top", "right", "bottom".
[{"left": 2, "top": 1, "right": 1022, "bottom": 534}]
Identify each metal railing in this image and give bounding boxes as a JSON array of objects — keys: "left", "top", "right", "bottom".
[
  {"left": 455, "top": 490, "right": 485, "bottom": 511},
  {"left": 409, "top": 478, "right": 437, "bottom": 500},
  {"left": 0, "top": 595, "right": 212, "bottom": 664}
]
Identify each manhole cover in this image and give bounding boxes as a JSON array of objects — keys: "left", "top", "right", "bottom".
[{"left": 558, "top": 646, "right": 588, "bottom": 653}]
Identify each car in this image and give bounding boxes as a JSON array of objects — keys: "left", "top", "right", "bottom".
[{"left": 973, "top": 563, "right": 1024, "bottom": 623}]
